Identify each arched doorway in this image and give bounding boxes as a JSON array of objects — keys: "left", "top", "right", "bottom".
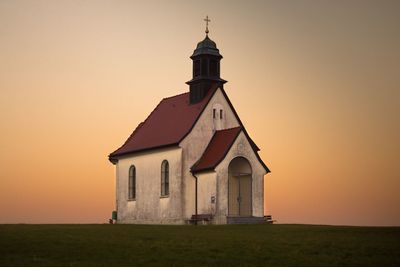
[{"left": 228, "top": 157, "right": 252, "bottom": 216}]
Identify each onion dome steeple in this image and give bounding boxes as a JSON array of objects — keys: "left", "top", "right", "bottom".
[{"left": 186, "top": 16, "right": 227, "bottom": 104}]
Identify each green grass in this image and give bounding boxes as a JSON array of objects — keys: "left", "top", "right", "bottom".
[{"left": 0, "top": 224, "right": 399, "bottom": 267}]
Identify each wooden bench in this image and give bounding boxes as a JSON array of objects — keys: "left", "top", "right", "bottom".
[
  {"left": 264, "top": 215, "right": 276, "bottom": 224},
  {"left": 187, "top": 214, "right": 213, "bottom": 224}
]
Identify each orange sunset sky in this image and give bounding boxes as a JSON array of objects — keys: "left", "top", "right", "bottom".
[{"left": 1, "top": 0, "right": 399, "bottom": 225}]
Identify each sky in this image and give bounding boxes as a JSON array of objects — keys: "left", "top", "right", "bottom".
[{"left": 0, "top": 0, "right": 399, "bottom": 226}]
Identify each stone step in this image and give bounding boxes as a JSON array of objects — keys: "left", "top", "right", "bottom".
[{"left": 227, "top": 216, "right": 267, "bottom": 224}]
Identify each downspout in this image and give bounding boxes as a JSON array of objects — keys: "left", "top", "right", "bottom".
[
  {"left": 191, "top": 171, "right": 198, "bottom": 225},
  {"left": 114, "top": 159, "right": 119, "bottom": 224}
]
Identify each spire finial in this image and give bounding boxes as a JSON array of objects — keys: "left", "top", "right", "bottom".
[{"left": 204, "top": 15, "right": 210, "bottom": 36}]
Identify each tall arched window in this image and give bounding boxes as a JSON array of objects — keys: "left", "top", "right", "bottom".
[
  {"left": 161, "top": 160, "right": 169, "bottom": 196},
  {"left": 128, "top": 165, "right": 136, "bottom": 200}
]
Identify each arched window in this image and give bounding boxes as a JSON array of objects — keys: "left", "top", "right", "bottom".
[
  {"left": 128, "top": 165, "right": 136, "bottom": 200},
  {"left": 161, "top": 160, "right": 169, "bottom": 196}
]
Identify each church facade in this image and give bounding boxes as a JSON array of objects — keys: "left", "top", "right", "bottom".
[{"left": 109, "top": 28, "right": 270, "bottom": 224}]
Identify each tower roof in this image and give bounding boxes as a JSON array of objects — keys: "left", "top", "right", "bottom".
[{"left": 191, "top": 35, "right": 222, "bottom": 58}]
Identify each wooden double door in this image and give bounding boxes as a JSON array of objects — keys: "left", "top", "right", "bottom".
[{"left": 228, "top": 174, "right": 252, "bottom": 216}]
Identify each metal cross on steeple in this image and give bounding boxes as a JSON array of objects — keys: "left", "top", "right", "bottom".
[{"left": 204, "top": 15, "right": 210, "bottom": 35}]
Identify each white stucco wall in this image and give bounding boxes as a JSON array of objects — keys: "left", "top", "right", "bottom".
[
  {"left": 197, "top": 171, "right": 217, "bottom": 215},
  {"left": 179, "top": 88, "right": 240, "bottom": 219},
  {"left": 115, "top": 147, "right": 183, "bottom": 224}
]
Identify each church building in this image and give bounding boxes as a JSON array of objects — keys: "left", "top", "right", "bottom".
[{"left": 109, "top": 19, "right": 270, "bottom": 224}]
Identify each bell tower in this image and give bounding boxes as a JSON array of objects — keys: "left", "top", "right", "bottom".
[{"left": 186, "top": 16, "right": 227, "bottom": 104}]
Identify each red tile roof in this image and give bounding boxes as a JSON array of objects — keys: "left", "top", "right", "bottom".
[
  {"left": 109, "top": 86, "right": 270, "bottom": 174},
  {"left": 191, "top": 127, "right": 242, "bottom": 173},
  {"left": 109, "top": 86, "right": 218, "bottom": 158}
]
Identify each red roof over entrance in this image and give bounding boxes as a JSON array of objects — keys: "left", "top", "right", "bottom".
[{"left": 191, "top": 127, "right": 242, "bottom": 173}]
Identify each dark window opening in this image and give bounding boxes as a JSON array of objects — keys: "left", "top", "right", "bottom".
[
  {"left": 201, "top": 58, "right": 208, "bottom": 76},
  {"left": 210, "top": 60, "right": 218, "bottom": 76},
  {"left": 213, "top": 108, "right": 216, "bottom": 119},
  {"left": 194, "top": 60, "right": 200, "bottom": 77},
  {"left": 161, "top": 160, "right": 169, "bottom": 196},
  {"left": 220, "top": 109, "right": 223, "bottom": 119},
  {"left": 128, "top": 165, "right": 136, "bottom": 199}
]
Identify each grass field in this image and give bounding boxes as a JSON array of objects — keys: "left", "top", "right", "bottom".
[{"left": 0, "top": 224, "right": 399, "bottom": 266}]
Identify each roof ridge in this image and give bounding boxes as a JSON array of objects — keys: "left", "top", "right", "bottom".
[{"left": 162, "top": 91, "right": 188, "bottom": 101}]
